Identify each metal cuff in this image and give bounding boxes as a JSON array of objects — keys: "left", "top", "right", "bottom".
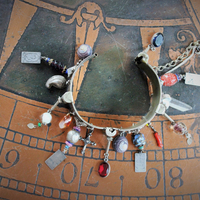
[{"left": 67, "top": 54, "right": 162, "bottom": 133}]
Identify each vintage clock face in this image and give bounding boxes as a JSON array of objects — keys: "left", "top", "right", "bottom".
[{"left": 0, "top": 0, "right": 200, "bottom": 199}]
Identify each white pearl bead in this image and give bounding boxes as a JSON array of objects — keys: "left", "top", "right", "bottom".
[{"left": 41, "top": 112, "right": 52, "bottom": 125}]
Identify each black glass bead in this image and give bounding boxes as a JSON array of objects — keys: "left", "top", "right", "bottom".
[{"left": 152, "top": 33, "right": 164, "bottom": 47}]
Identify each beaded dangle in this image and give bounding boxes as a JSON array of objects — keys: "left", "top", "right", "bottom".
[
  {"left": 63, "top": 126, "right": 81, "bottom": 154},
  {"left": 133, "top": 133, "right": 146, "bottom": 172}
]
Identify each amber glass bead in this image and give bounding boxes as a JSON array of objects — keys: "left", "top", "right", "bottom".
[{"left": 59, "top": 114, "right": 72, "bottom": 129}]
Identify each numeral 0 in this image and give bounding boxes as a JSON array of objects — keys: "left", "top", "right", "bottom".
[{"left": 145, "top": 168, "right": 161, "bottom": 189}]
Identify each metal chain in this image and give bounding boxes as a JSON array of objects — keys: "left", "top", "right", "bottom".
[{"left": 157, "top": 40, "right": 200, "bottom": 73}]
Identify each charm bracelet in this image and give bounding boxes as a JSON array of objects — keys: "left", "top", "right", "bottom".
[{"left": 25, "top": 33, "right": 200, "bottom": 177}]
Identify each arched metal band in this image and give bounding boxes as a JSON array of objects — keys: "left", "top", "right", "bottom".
[{"left": 68, "top": 54, "right": 162, "bottom": 132}]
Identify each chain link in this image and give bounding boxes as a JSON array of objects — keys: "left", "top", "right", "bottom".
[{"left": 157, "top": 40, "right": 200, "bottom": 73}]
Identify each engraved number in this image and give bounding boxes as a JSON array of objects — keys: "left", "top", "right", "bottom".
[
  {"left": 169, "top": 167, "right": 183, "bottom": 188},
  {"left": 145, "top": 168, "right": 161, "bottom": 189},
  {"left": 0, "top": 149, "right": 20, "bottom": 169},
  {"left": 84, "top": 167, "right": 99, "bottom": 187},
  {"left": 61, "top": 162, "right": 77, "bottom": 184}
]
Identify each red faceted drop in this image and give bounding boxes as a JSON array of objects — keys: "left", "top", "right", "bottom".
[
  {"left": 59, "top": 114, "right": 72, "bottom": 129},
  {"left": 160, "top": 73, "right": 180, "bottom": 87},
  {"left": 98, "top": 162, "right": 110, "bottom": 177}
]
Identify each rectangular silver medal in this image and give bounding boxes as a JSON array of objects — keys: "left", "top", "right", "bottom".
[
  {"left": 45, "top": 150, "right": 66, "bottom": 170},
  {"left": 185, "top": 73, "right": 200, "bottom": 86},
  {"left": 135, "top": 152, "right": 146, "bottom": 172},
  {"left": 21, "top": 51, "right": 41, "bottom": 64}
]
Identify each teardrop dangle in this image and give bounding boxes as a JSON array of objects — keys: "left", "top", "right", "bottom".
[
  {"left": 27, "top": 112, "right": 51, "bottom": 130},
  {"left": 98, "top": 161, "right": 110, "bottom": 178},
  {"left": 169, "top": 121, "right": 192, "bottom": 145},
  {"left": 133, "top": 133, "right": 146, "bottom": 172},
  {"left": 98, "top": 128, "right": 117, "bottom": 178},
  {"left": 59, "top": 113, "right": 72, "bottom": 129},
  {"left": 170, "top": 122, "right": 187, "bottom": 135}
]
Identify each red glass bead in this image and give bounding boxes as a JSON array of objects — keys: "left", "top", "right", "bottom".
[
  {"left": 160, "top": 73, "right": 181, "bottom": 87},
  {"left": 59, "top": 114, "right": 72, "bottom": 129},
  {"left": 98, "top": 162, "right": 110, "bottom": 177}
]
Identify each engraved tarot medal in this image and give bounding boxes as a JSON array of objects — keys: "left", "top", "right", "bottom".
[
  {"left": 45, "top": 150, "right": 66, "bottom": 170},
  {"left": 135, "top": 152, "right": 146, "bottom": 172}
]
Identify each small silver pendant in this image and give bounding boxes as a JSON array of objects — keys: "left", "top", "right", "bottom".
[
  {"left": 21, "top": 51, "right": 41, "bottom": 64},
  {"left": 187, "top": 137, "right": 193, "bottom": 145},
  {"left": 135, "top": 152, "right": 146, "bottom": 172},
  {"left": 45, "top": 150, "right": 66, "bottom": 170},
  {"left": 185, "top": 73, "right": 200, "bottom": 86},
  {"left": 27, "top": 123, "right": 37, "bottom": 129},
  {"left": 186, "top": 133, "right": 193, "bottom": 145}
]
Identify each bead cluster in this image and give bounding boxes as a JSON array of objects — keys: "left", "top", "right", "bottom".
[
  {"left": 63, "top": 126, "right": 81, "bottom": 154},
  {"left": 42, "top": 57, "right": 68, "bottom": 74},
  {"left": 132, "top": 133, "right": 146, "bottom": 151}
]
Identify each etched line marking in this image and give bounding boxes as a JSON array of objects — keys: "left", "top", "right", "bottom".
[
  {"left": 84, "top": 167, "right": 99, "bottom": 187},
  {"left": 106, "top": 17, "right": 192, "bottom": 27},
  {"left": 120, "top": 175, "right": 124, "bottom": 197}
]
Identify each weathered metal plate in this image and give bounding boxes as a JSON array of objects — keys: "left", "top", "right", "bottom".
[
  {"left": 185, "top": 72, "right": 200, "bottom": 86},
  {"left": 21, "top": 51, "right": 41, "bottom": 64},
  {"left": 135, "top": 152, "right": 146, "bottom": 172},
  {"left": 45, "top": 150, "right": 66, "bottom": 170}
]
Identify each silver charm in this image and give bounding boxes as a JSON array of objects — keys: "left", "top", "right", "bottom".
[
  {"left": 80, "top": 128, "right": 96, "bottom": 154},
  {"left": 185, "top": 132, "right": 193, "bottom": 145},
  {"left": 27, "top": 123, "right": 37, "bottom": 129},
  {"left": 104, "top": 137, "right": 113, "bottom": 162},
  {"left": 61, "top": 91, "right": 73, "bottom": 104},
  {"left": 98, "top": 136, "right": 112, "bottom": 178},
  {"left": 187, "top": 137, "right": 193, "bottom": 145},
  {"left": 21, "top": 51, "right": 41, "bottom": 64},
  {"left": 45, "top": 150, "right": 66, "bottom": 170},
  {"left": 105, "top": 127, "right": 117, "bottom": 137},
  {"left": 103, "top": 128, "right": 117, "bottom": 161},
  {"left": 171, "top": 122, "right": 193, "bottom": 145},
  {"left": 135, "top": 152, "right": 146, "bottom": 172},
  {"left": 45, "top": 75, "right": 67, "bottom": 89},
  {"left": 185, "top": 72, "right": 200, "bottom": 87}
]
